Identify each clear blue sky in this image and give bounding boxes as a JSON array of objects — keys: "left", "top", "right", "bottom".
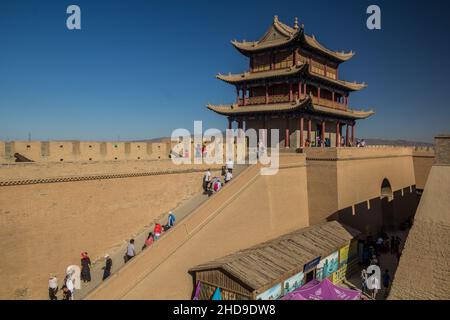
[{"left": 1, "top": 0, "right": 449, "bottom": 142}]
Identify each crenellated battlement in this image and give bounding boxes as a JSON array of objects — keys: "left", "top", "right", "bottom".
[{"left": 0, "top": 140, "right": 171, "bottom": 164}]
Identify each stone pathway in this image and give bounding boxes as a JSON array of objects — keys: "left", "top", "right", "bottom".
[
  {"left": 344, "top": 229, "right": 410, "bottom": 300},
  {"left": 70, "top": 164, "right": 248, "bottom": 300}
]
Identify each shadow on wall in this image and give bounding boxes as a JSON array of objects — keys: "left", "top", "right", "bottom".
[{"left": 327, "top": 185, "right": 419, "bottom": 236}]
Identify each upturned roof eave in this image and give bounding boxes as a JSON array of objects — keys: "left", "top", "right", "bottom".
[{"left": 216, "top": 63, "right": 367, "bottom": 92}]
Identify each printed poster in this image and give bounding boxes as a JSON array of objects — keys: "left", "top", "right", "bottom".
[
  {"left": 283, "top": 271, "right": 304, "bottom": 294},
  {"left": 339, "top": 245, "right": 350, "bottom": 267},
  {"left": 256, "top": 283, "right": 282, "bottom": 300},
  {"left": 316, "top": 251, "right": 339, "bottom": 280}
]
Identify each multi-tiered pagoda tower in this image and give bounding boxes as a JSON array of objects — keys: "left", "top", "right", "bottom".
[{"left": 207, "top": 16, "right": 374, "bottom": 148}]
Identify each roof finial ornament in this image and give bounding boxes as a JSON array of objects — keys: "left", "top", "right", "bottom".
[
  {"left": 294, "top": 17, "right": 299, "bottom": 29},
  {"left": 274, "top": 15, "right": 279, "bottom": 23}
]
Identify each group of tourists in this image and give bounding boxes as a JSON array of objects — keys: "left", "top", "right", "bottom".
[
  {"left": 359, "top": 233, "right": 403, "bottom": 299},
  {"left": 48, "top": 211, "right": 176, "bottom": 300},
  {"left": 202, "top": 159, "right": 234, "bottom": 196}
]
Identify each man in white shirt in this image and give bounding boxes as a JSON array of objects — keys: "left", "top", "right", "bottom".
[
  {"left": 126, "top": 239, "right": 136, "bottom": 262},
  {"left": 226, "top": 159, "right": 234, "bottom": 173},
  {"left": 224, "top": 171, "right": 233, "bottom": 183},
  {"left": 203, "top": 169, "right": 211, "bottom": 193}
]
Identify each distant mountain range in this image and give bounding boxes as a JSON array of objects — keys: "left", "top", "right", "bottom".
[{"left": 364, "top": 139, "right": 434, "bottom": 147}]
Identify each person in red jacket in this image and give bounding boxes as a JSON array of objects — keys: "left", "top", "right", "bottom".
[{"left": 153, "top": 223, "right": 162, "bottom": 240}]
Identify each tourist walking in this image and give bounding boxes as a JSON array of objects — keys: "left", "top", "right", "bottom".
[
  {"left": 360, "top": 269, "right": 368, "bottom": 294},
  {"left": 154, "top": 223, "right": 162, "bottom": 240},
  {"left": 80, "top": 252, "right": 91, "bottom": 283},
  {"left": 382, "top": 269, "right": 391, "bottom": 298},
  {"left": 62, "top": 285, "right": 72, "bottom": 300},
  {"left": 224, "top": 170, "right": 232, "bottom": 183},
  {"left": 48, "top": 275, "right": 58, "bottom": 300},
  {"left": 63, "top": 274, "right": 74, "bottom": 300},
  {"left": 125, "top": 239, "right": 136, "bottom": 262},
  {"left": 367, "top": 270, "right": 380, "bottom": 299},
  {"left": 143, "top": 232, "right": 154, "bottom": 250},
  {"left": 102, "top": 254, "right": 112, "bottom": 281},
  {"left": 226, "top": 158, "right": 234, "bottom": 173},
  {"left": 203, "top": 169, "right": 211, "bottom": 194},
  {"left": 167, "top": 211, "right": 176, "bottom": 228},
  {"left": 390, "top": 236, "right": 396, "bottom": 254}
]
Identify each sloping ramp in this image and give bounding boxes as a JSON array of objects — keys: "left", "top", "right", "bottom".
[
  {"left": 14, "top": 153, "right": 34, "bottom": 162},
  {"left": 87, "top": 155, "right": 309, "bottom": 299}
]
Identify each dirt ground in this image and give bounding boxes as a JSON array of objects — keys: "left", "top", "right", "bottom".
[{"left": 0, "top": 161, "right": 217, "bottom": 299}]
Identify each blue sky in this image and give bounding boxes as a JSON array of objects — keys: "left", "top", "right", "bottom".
[{"left": 0, "top": 0, "right": 449, "bottom": 142}]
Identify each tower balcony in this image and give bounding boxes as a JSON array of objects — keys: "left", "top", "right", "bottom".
[{"left": 238, "top": 93, "right": 348, "bottom": 111}]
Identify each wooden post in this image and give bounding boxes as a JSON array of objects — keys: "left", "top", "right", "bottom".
[
  {"left": 303, "top": 83, "right": 307, "bottom": 96},
  {"left": 300, "top": 116, "right": 304, "bottom": 148},
  {"left": 346, "top": 124, "right": 350, "bottom": 147},
  {"left": 352, "top": 123, "right": 355, "bottom": 145},
  {"left": 285, "top": 118, "right": 290, "bottom": 148},
  {"left": 336, "top": 121, "right": 340, "bottom": 147},
  {"left": 289, "top": 83, "right": 293, "bottom": 102},
  {"left": 236, "top": 86, "right": 240, "bottom": 105},
  {"left": 298, "top": 81, "right": 302, "bottom": 99},
  {"left": 262, "top": 116, "right": 267, "bottom": 146},
  {"left": 321, "top": 121, "right": 325, "bottom": 147},
  {"left": 307, "top": 118, "right": 312, "bottom": 143},
  {"left": 243, "top": 83, "right": 247, "bottom": 106},
  {"left": 318, "top": 86, "right": 321, "bottom": 104},
  {"left": 265, "top": 84, "right": 269, "bottom": 104}
]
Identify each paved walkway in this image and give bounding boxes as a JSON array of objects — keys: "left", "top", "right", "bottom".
[
  {"left": 71, "top": 165, "right": 247, "bottom": 300},
  {"left": 344, "top": 229, "right": 410, "bottom": 300}
]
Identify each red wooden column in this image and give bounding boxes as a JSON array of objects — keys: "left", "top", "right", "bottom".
[
  {"left": 236, "top": 86, "right": 240, "bottom": 105},
  {"left": 243, "top": 83, "right": 247, "bottom": 106},
  {"left": 321, "top": 121, "right": 326, "bottom": 147},
  {"left": 307, "top": 118, "right": 312, "bottom": 143},
  {"left": 300, "top": 116, "right": 304, "bottom": 148},
  {"left": 262, "top": 116, "right": 267, "bottom": 146},
  {"left": 336, "top": 121, "right": 340, "bottom": 147},
  {"left": 352, "top": 123, "right": 355, "bottom": 145},
  {"left": 298, "top": 81, "right": 302, "bottom": 99},
  {"left": 346, "top": 124, "right": 350, "bottom": 146},
  {"left": 285, "top": 118, "right": 290, "bottom": 148},
  {"left": 318, "top": 86, "right": 321, "bottom": 104},
  {"left": 289, "top": 83, "right": 293, "bottom": 102},
  {"left": 303, "top": 83, "right": 307, "bottom": 96}
]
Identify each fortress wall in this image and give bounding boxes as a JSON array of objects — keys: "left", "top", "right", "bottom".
[
  {"left": 0, "top": 141, "right": 4, "bottom": 160},
  {"left": 149, "top": 142, "right": 168, "bottom": 160},
  {"left": 336, "top": 148, "right": 415, "bottom": 209},
  {"left": 87, "top": 155, "right": 310, "bottom": 300},
  {"left": 46, "top": 141, "right": 76, "bottom": 162},
  {"left": 126, "top": 142, "right": 150, "bottom": 160},
  {"left": 0, "top": 140, "right": 175, "bottom": 164},
  {"left": 104, "top": 142, "right": 126, "bottom": 161},
  {"left": 77, "top": 142, "right": 103, "bottom": 161},
  {"left": 306, "top": 148, "right": 418, "bottom": 233},
  {"left": 0, "top": 164, "right": 213, "bottom": 299},
  {"left": 412, "top": 154, "right": 434, "bottom": 190},
  {"left": 306, "top": 160, "right": 338, "bottom": 226},
  {"left": 390, "top": 135, "right": 450, "bottom": 300},
  {"left": 10, "top": 141, "right": 42, "bottom": 161}
]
